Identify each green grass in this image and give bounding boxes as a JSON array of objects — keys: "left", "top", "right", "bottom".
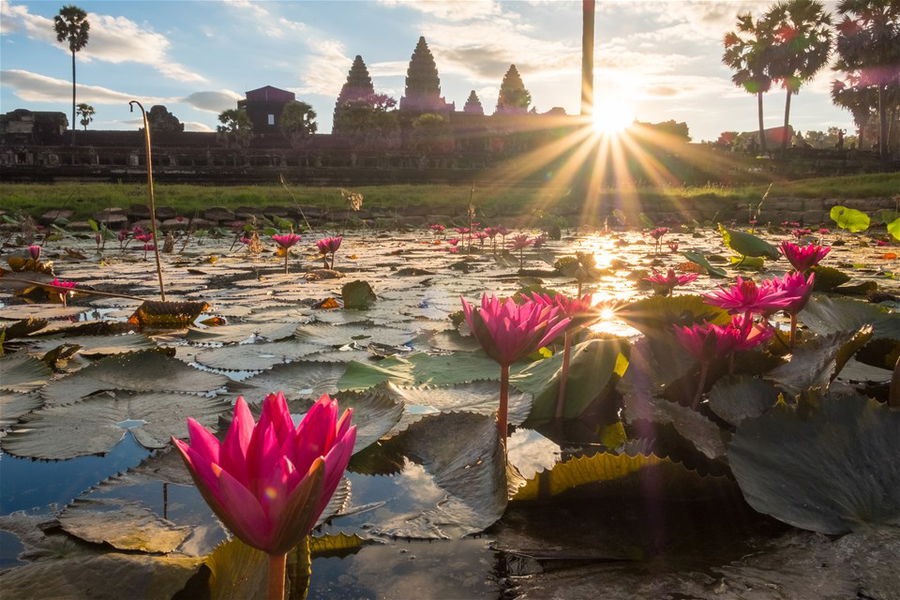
[{"left": 1, "top": 172, "right": 897, "bottom": 220}]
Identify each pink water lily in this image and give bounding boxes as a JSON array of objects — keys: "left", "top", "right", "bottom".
[
  {"left": 779, "top": 241, "right": 830, "bottom": 272},
  {"left": 764, "top": 271, "right": 815, "bottom": 346},
  {"left": 27, "top": 245, "right": 41, "bottom": 261},
  {"left": 316, "top": 236, "right": 343, "bottom": 269},
  {"left": 272, "top": 234, "right": 301, "bottom": 274},
  {"left": 173, "top": 393, "right": 355, "bottom": 598},
  {"left": 509, "top": 234, "right": 532, "bottom": 250},
  {"left": 648, "top": 227, "right": 668, "bottom": 254},
  {"left": 462, "top": 294, "right": 570, "bottom": 444},
  {"left": 674, "top": 315, "right": 773, "bottom": 407},
  {"left": 529, "top": 292, "right": 601, "bottom": 419},
  {"left": 704, "top": 277, "right": 790, "bottom": 317},
  {"left": 643, "top": 269, "right": 698, "bottom": 296}
]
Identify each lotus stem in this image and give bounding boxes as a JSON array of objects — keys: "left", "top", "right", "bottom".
[
  {"left": 2, "top": 276, "right": 146, "bottom": 301},
  {"left": 890, "top": 355, "right": 899, "bottom": 409},
  {"left": 268, "top": 552, "right": 287, "bottom": 600},
  {"left": 284, "top": 251, "right": 289, "bottom": 275},
  {"left": 129, "top": 100, "right": 166, "bottom": 302},
  {"left": 693, "top": 361, "right": 709, "bottom": 410},
  {"left": 499, "top": 363, "right": 510, "bottom": 453},
  {"left": 555, "top": 330, "right": 573, "bottom": 420},
  {"left": 790, "top": 313, "right": 798, "bottom": 348}
]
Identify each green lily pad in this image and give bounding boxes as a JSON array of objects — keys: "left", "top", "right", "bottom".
[
  {"left": 58, "top": 498, "right": 192, "bottom": 553},
  {"left": 800, "top": 296, "right": 900, "bottom": 341},
  {"left": 719, "top": 226, "right": 780, "bottom": 259},
  {"left": 767, "top": 326, "right": 873, "bottom": 395},
  {"left": 40, "top": 351, "right": 229, "bottom": 406},
  {"left": 193, "top": 340, "right": 320, "bottom": 371},
  {"left": 0, "top": 352, "right": 51, "bottom": 393},
  {"left": 337, "top": 357, "right": 415, "bottom": 391},
  {"left": 342, "top": 280, "right": 377, "bottom": 310},
  {"left": 830, "top": 205, "right": 870, "bottom": 233},
  {"left": 618, "top": 295, "right": 730, "bottom": 335},
  {"left": 230, "top": 360, "right": 346, "bottom": 402},
  {"left": 513, "top": 338, "right": 625, "bottom": 424},
  {"left": 707, "top": 376, "right": 779, "bottom": 427},
  {"left": 810, "top": 266, "right": 851, "bottom": 291},
  {"left": 0, "top": 391, "right": 42, "bottom": 427},
  {"left": 1, "top": 392, "right": 230, "bottom": 460},
  {"left": 681, "top": 251, "right": 726, "bottom": 277},
  {"left": 388, "top": 381, "right": 533, "bottom": 426},
  {"left": 27, "top": 333, "right": 157, "bottom": 357},
  {"left": 888, "top": 217, "right": 900, "bottom": 241},
  {"left": 729, "top": 391, "right": 900, "bottom": 534}
]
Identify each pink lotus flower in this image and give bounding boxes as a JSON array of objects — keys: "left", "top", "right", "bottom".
[
  {"left": 483, "top": 227, "right": 498, "bottom": 238},
  {"left": 509, "top": 234, "right": 532, "bottom": 251},
  {"left": 462, "top": 295, "right": 570, "bottom": 367},
  {"left": 272, "top": 234, "right": 301, "bottom": 274},
  {"left": 765, "top": 271, "right": 815, "bottom": 316},
  {"left": 430, "top": 224, "right": 445, "bottom": 233},
  {"left": 496, "top": 226, "right": 510, "bottom": 236},
  {"left": 50, "top": 278, "right": 76, "bottom": 291},
  {"left": 447, "top": 237, "right": 460, "bottom": 246},
  {"left": 462, "top": 295, "right": 570, "bottom": 443},
  {"left": 454, "top": 227, "right": 470, "bottom": 235},
  {"left": 532, "top": 235, "right": 547, "bottom": 249},
  {"left": 50, "top": 278, "right": 76, "bottom": 305},
  {"left": 172, "top": 392, "right": 356, "bottom": 556},
  {"left": 272, "top": 234, "right": 301, "bottom": 249},
  {"left": 316, "top": 236, "right": 343, "bottom": 269},
  {"left": 135, "top": 233, "right": 154, "bottom": 243},
  {"left": 818, "top": 228, "right": 829, "bottom": 234},
  {"left": 473, "top": 231, "right": 489, "bottom": 243},
  {"left": 649, "top": 227, "right": 669, "bottom": 240},
  {"left": 876, "top": 239, "right": 889, "bottom": 247},
  {"left": 27, "top": 245, "right": 41, "bottom": 261},
  {"left": 779, "top": 241, "right": 830, "bottom": 272},
  {"left": 643, "top": 269, "right": 698, "bottom": 296},
  {"left": 668, "top": 241, "right": 679, "bottom": 253},
  {"left": 704, "top": 277, "right": 790, "bottom": 316},
  {"left": 239, "top": 236, "right": 252, "bottom": 245},
  {"left": 528, "top": 292, "right": 599, "bottom": 330},
  {"left": 674, "top": 315, "right": 773, "bottom": 408},
  {"left": 792, "top": 228, "right": 812, "bottom": 239}
]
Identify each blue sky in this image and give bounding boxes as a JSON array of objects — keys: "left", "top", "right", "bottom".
[{"left": 1, "top": 0, "right": 854, "bottom": 141}]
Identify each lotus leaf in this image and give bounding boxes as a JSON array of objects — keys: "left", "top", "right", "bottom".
[
  {"left": 830, "top": 205, "right": 870, "bottom": 233},
  {"left": 729, "top": 391, "right": 900, "bottom": 534}
]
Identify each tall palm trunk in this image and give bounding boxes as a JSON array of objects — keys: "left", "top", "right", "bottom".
[
  {"left": 757, "top": 91, "right": 768, "bottom": 153},
  {"left": 781, "top": 89, "right": 792, "bottom": 151},
  {"left": 878, "top": 85, "right": 888, "bottom": 160},
  {"left": 71, "top": 49, "right": 76, "bottom": 147}
]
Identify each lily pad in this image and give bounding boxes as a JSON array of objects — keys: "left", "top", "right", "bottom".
[
  {"left": 707, "top": 375, "right": 779, "bottom": 426},
  {"left": 193, "top": 340, "right": 320, "bottom": 371},
  {"left": 185, "top": 322, "right": 300, "bottom": 344},
  {"left": 0, "top": 391, "right": 42, "bottom": 427},
  {"left": 294, "top": 323, "right": 414, "bottom": 348},
  {"left": 372, "top": 411, "right": 507, "bottom": 539},
  {"left": 810, "top": 265, "right": 851, "bottom": 291},
  {"left": 58, "top": 498, "right": 192, "bottom": 553},
  {"left": 2, "top": 392, "right": 230, "bottom": 459},
  {"left": 232, "top": 360, "right": 346, "bottom": 402},
  {"left": 618, "top": 295, "right": 730, "bottom": 335},
  {"left": 800, "top": 295, "right": 900, "bottom": 341},
  {"left": 27, "top": 333, "right": 157, "bottom": 357},
  {"left": 389, "top": 381, "right": 533, "bottom": 426},
  {"left": 342, "top": 280, "right": 377, "bottom": 309},
  {"left": 0, "top": 352, "right": 51, "bottom": 392},
  {"left": 830, "top": 205, "right": 870, "bottom": 233},
  {"left": 40, "top": 351, "right": 229, "bottom": 406},
  {"left": 729, "top": 391, "right": 900, "bottom": 534},
  {"left": 767, "top": 326, "right": 873, "bottom": 395},
  {"left": 719, "top": 226, "right": 780, "bottom": 259},
  {"left": 513, "top": 338, "right": 625, "bottom": 424},
  {"left": 681, "top": 251, "right": 726, "bottom": 277}
]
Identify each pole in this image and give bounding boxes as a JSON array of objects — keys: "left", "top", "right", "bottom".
[
  {"left": 129, "top": 100, "right": 166, "bottom": 301},
  {"left": 581, "top": 0, "right": 595, "bottom": 116}
]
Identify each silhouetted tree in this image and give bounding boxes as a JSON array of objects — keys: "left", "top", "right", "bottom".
[
  {"left": 831, "top": 75, "right": 878, "bottom": 149},
  {"left": 723, "top": 13, "right": 776, "bottom": 152},
  {"left": 496, "top": 65, "right": 531, "bottom": 114},
  {"left": 216, "top": 108, "right": 252, "bottom": 149},
  {"left": 54, "top": 5, "right": 89, "bottom": 144},
  {"left": 463, "top": 90, "right": 484, "bottom": 115},
  {"left": 146, "top": 105, "right": 184, "bottom": 133},
  {"left": 765, "top": 0, "right": 833, "bottom": 150},
  {"left": 833, "top": 0, "right": 900, "bottom": 159},
  {"left": 76, "top": 103, "right": 94, "bottom": 131},
  {"left": 280, "top": 101, "right": 317, "bottom": 146},
  {"left": 333, "top": 94, "right": 398, "bottom": 143}
]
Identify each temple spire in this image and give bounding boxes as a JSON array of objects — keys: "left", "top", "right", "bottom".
[
  {"left": 463, "top": 90, "right": 484, "bottom": 115},
  {"left": 400, "top": 36, "right": 447, "bottom": 112}
]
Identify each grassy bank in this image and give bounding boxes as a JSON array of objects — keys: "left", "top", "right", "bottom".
[{"left": 1, "top": 172, "right": 897, "bottom": 219}]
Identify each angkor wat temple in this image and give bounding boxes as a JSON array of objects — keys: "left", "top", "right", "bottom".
[{"left": 0, "top": 36, "right": 687, "bottom": 185}]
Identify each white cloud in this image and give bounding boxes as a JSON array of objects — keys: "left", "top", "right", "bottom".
[
  {"left": 295, "top": 39, "right": 353, "bottom": 97},
  {"left": 0, "top": 0, "right": 206, "bottom": 83},
  {"left": 369, "top": 60, "right": 409, "bottom": 78},
  {"left": 0, "top": 68, "right": 167, "bottom": 104},
  {"left": 180, "top": 90, "right": 243, "bottom": 113},
  {"left": 378, "top": 0, "right": 501, "bottom": 21},
  {"left": 222, "top": 0, "right": 307, "bottom": 38},
  {"left": 2, "top": 69, "right": 240, "bottom": 116},
  {"left": 184, "top": 121, "right": 214, "bottom": 132}
]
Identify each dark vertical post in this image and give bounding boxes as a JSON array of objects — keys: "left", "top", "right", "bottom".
[{"left": 581, "top": 0, "right": 595, "bottom": 116}]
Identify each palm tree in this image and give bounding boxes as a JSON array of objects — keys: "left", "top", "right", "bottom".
[
  {"left": 765, "top": 0, "right": 833, "bottom": 151},
  {"left": 831, "top": 76, "right": 877, "bottom": 148},
  {"left": 280, "top": 101, "right": 317, "bottom": 147},
  {"left": 76, "top": 103, "right": 94, "bottom": 131},
  {"left": 54, "top": 5, "right": 90, "bottom": 145},
  {"left": 723, "top": 13, "right": 776, "bottom": 153},
  {"left": 833, "top": 0, "right": 900, "bottom": 160}
]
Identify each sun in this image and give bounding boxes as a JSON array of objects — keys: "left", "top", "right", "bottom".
[{"left": 591, "top": 97, "right": 635, "bottom": 135}]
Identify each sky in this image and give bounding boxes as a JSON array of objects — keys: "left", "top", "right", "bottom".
[{"left": 0, "top": 0, "right": 855, "bottom": 141}]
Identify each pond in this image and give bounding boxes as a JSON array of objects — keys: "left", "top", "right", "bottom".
[{"left": 1, "top": 225, "right": 898, "bottom": 599}]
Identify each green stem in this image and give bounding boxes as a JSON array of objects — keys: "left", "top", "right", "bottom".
[
  {"left": 790, "top": 313, "right": 798, "bottom": 348},
  {"left": 284, "top": 251, "right": 289, "bottom": 275},
  {"left": 555, "top": 331, "right": 573, "bottom": 420},
  {"left": 267, "top": 552, "right": 287, "bottom": 600},
  {"left": 499, "top": 364, "right": 510, "bottom": 454}
]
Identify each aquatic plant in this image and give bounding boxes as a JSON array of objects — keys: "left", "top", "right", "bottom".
[
  {"left": 173, "top": 392, "right": 356, "bottom": 600},
  {"left": 272, "top": 233, "right": 301, "bottom": 274},
  {"left": 778, "top": 241, "right": 830, "bottom": 273},
  {"left": 462, "top": 294, "right": 569, "bottom": 448},
  {"left": 316, "top": 236, "right": 343, "bottom": 269},
  {"left": 643, "top": 269, "right": 698, "bottom": 297}
]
